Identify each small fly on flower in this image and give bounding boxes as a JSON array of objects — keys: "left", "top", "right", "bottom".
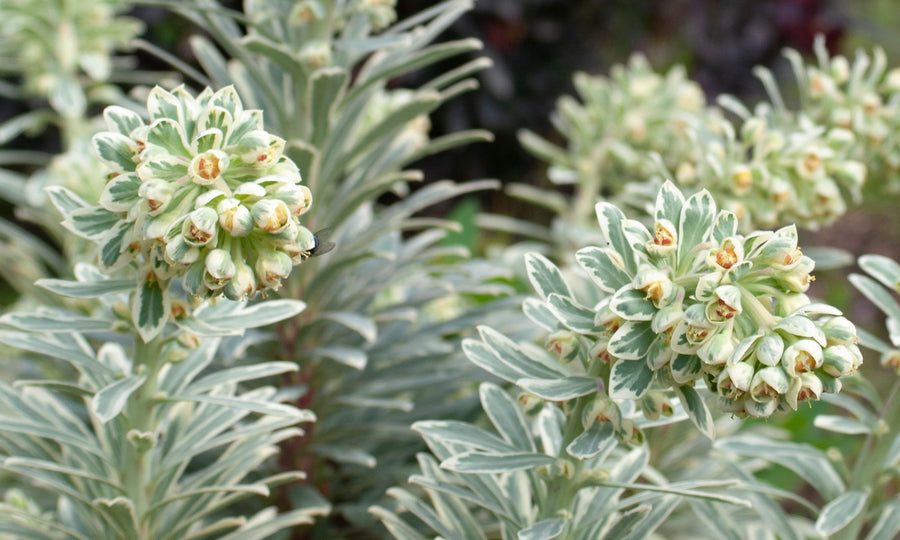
[{"left": 300, "top": 227, "right": 335, "bottom": 258}]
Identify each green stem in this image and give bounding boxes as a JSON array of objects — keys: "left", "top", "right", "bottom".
[
  {"left": 123, "top": 335, "right": 165, "bottom": 538},
  {"left": 835, "top": 378, "right": 900, "bottom": 540},
  {"left": 738, "top": 286, "right": 778, "bottom": 329},
  {"left": 572, "top": 141, "right": 609, "bottom": 225}
]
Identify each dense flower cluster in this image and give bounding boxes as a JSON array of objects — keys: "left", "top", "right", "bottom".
[
  {"left": 577, "top": 182, "right": 860, "bottom": 418},
  {"left": 90, "top": 85, "right": 314, "bottom": 301},
  {"left": 522, "top": 43, "right": 900, "bottom": 231},
  {"left": 1, "top": 0, "right": 142, "bottom": 116}
]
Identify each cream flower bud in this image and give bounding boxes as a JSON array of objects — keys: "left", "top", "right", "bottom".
[
  {"left": 204, "top": 248, "right": 236, "bottom": 281},
  {"left": 651, "top": 305, "right": 682, "bottom": 334},
  {"left": 646, "top": 219, "right": 677, "bottom": 257},
  {"left": 749, "top": 366, "right": 791, "bottom": 403},
  {"left": 276, "top": 184, "right": 314, "bottom": 216},
  {"left": 821, "top": 316, "right": 858, "bottom": 346},
  {"left": 216, "top": 198, "right": 253, "bottom": 237},
  {"left": 833, "top": 161, "right": 866, "bottom": 188},
  {"left": 707, "top": 237, "right": 743, "bottom": 271},
  {"left": 254, "top": 249, "right": 293, "bottom": 288},
  {"left": 781, "top": 339, "right": 824, "bottom": 377},
  {"left": 675, "top": 162, "right": 697, "bottom": 185},
  {"left": 189, "top": 149, "right": 229, "bottom": 185},
  {"left": 182, "top": 207, "right": 218, "bottom": 246},
  {"left": 720, "top": 361, "right": 755, "bottom": 395},
  {"left": 829, "top": 56, "right": 850, "bottom": 83},
  {"left": 777, "top": 255, "right": 816, "bottom": 293},
  {"left": 796, "top": 372, "right": 824, "bottom": 403},
  {"left": 885, "top": 67, "right": 900, "bottom": 93},
  {"left": 698, "top": 331, "right": 734, "bottom": 366},
  {"left": 822, "top": 344, "right": 861, "bottom": 377},
  {"left": 251, "top": 199, "right": 292, "bottom": 234},
  {"left": 632, "top": 267, "right": 674, "bottom": 306},
  {"left": 546, "top": 330, "right": 579, "bottom": 362},
  {"left": 706, "top": 285, "right": 742, "bottom": 323},
  {"left": 741, "top": 117, "right": 767, "bottom": 144},
  {"left": 756, "top": 333, "right": 785, "bottom": 366},
  {"left": 138, "top": 179, "right": 174, "bottom": 215},
  {"left": 224, "top": 260, "right": 257, "bottom": 301}
]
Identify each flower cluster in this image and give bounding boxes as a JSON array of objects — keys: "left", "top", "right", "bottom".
[
  {"left": 665, "top": 109, "right": 866, "bottom": 230},
  {"left": 1, "top": 0, "right": 142, "bottom": 116},
  {"left": 521, "top": 53, "right": 708, "bottom": 200},
  {"left": 792, "top": 37, "right": 900, "bottom": 193},
  {"left": 578, "top": 182, "right": 860, "bottom": 418},
  {"left": 90, "top": 85, "right": 314, "bottom": 301}
]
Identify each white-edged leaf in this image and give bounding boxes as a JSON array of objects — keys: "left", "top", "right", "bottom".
[
  {"left": 480, "top": 383, "right": 534, "bottom": 452},
  {"left": 312, "top": 444, "right": 376, "bottom": 468},
  {"left": 595, "top": 202, "right": 638, "bottom": 274},
  {"left": 516, "top": 377, "right": 597, "bottom": 401},
  {"left": 525, "top": 253, "right": 573, "bottom": 299},
  {"left": 655, "top": 181, "right": 685, "bottom": 225},
  {"left": 523, "top": 298, "right": 560, "bottom": 333},
  {"left": 319, "top": 311, "right": 377, "bottom": 343},
  {"left": 609, "top": 358, "right": 654, "bottom": 400},
  {"left": 859, "top": 254, "right": 900, "bottom": 291},
  {"left": 815, "top": 490, "right": 868, "bottom": 536},
  {"left": 566, "top": 422, "right": 616, "bottom": 460},
  {"left": 865, "top": 500, "right": 900, "bottom": 540},
  {"left": 813, "top": 415, "right": 872, "bottom": 435},
  {"left": 519, "top": 518, "right": 567, "bottom": 540},
  {"left": 576, "top": 246, "right": 632, "bottom": 293},
  {"left": 441, "top": 451, "right": 555, "bottom": 474},
  {"left": 677, "top": 189, "right": 716, "bottom": 269},
  {"left": 165, "top": 394, "right": 315, "bottom": 420},
  {"left": 546, "top": 294, "right": 600, "bottom": 333},
  {"left": 133, "top": 275, "right": 169, "bottom": 342},
  {"left": 91, "top": 375, "right": 146, "bottom": 423},
  {"left": 610, "top": 288, "right": 656, "bottom": 321},
  {"left": 674, "top": 384, "right": 715, "bottom": 440},
  {"left": 187, "top": 362, "right": 298, "bottom": 394},
  {"left": 608, "top": 321, "right": 655, "bottom": 360},
  {"left": 311, "top": 346, "right": 367, "bottom": 370},
  {"left": 414, "top": 420, "right": 515, "bottom": 454},
  {"left": 197, "top": 299, "right": 306, "bottom": 330},
  {"left": 36, "top": 277, "right": 133, "bottom": 298}
]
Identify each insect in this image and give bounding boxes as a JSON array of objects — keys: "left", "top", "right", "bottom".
[{"left": 298, "top": 227, "right": 335, "bottom": 258}]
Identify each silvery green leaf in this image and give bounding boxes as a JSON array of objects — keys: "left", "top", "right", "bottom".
[
  {"left": 677, "top": 189, "right": 716, "bottom": 270},
  {"left": 36, "top": 277, "right": 133, "bottom": 298},
  {"left": 477, "top": 326, "right": 566, "bottom": 379},
  {"left": 715, "top": 435, "right": 844, "bottom": 499},
  {"left": 774, "top": 316, "right": 826, "bottom": 346},
  {"left": 547, "top": 293, "right": 600, "bottom": 333},
  {"left": 414, "top": 420, "right": 515, "bottom": 453},
  {"left": 576, "top": 246, "right": 632, "bottom": 293},
  {"left": 523, "top": 298, "right": 560, "bottom": 332},
  {"left": 99, "top": 222, "right": 131, "bottom": 269},
  {"left": 595, "top": 202, "right": 638, "bottom": 274},
  {"left": 519, "top": 518, "right": 567, "bottom": 540},
  {"left": 104, "top": 105, "right": 144, "bottom": 135},
  {"left": 567, "top": 422, "right": 615, "bottom": 460},
  {"left": 197, "top": 299, "right": 307, "bottom": 330},
  {"left": 441, "top": 451, "right": 555, "bottom": 474},
  {"left": 311, "top": 346, "right": 367, "bottom": 370},
  {"left": 462, "top": 338, "right": 522, "bottom": 383},
  {"left": 621, "top": 496, "right": 680, "bottom": 540},
  {"left": 859, "top": 254, "right": 900, "bottom": 291},
  {"left": 608, "top": 321, "right": 655, "bottom": 360},
  {"left": 381, "top": 489, "right": 453, "bottom": 540},
  {"left": 813, "top": 415, "right": 872, "bottom": 435},
  {"left": 517, "top": 377, "right": 597, "bottom": 401},
  {"left": 165, "top": 394, "right": 314, "bottom": 420},
  {"left": 609, "top": 357, "right": 654, "bottom": 400},
  {"left": 369, "top": 505, "right": 430, "bottom": 540},
  {"left": 803, "top": 246, "right": 853, "bottom": 271},
  {"left": 0, "top": 330, "right": 111, "bottom": 387},
  {"left": 133, "top": 275, "right": 169, "bottom": 342},
  {"left": 850, "top": 274, "right": 900, "bottom": 323},
  {"left": 525, "top": 252, "right": 573, "bottom": 300},
  {"left": 0, "top": 311, "right": 112, "bottom": 333},
  {"left": 674, "top": 384, "right": 714, "bottom": 439},
  {"left": 601, "top": 505, "right": 651, "bottom": 540},
  {"left": 537, "top": 404, "right": 565, "bottom": 456},
  {"left": 610, "top": 288, "right": 656, "bottom": 321},
  {"left": 91, "top": 375, "right": 146, "bottom": 423},
  {"left": 64, "top": 207, "right": 121, "bottom": 240},
  {"left": 312, "top": 444, "right": 376, "bottom": 468},
  {"left": 217, "top": 508, "right": 318, "bottom": 540},
  {"left": 308, "top": 67, "right": 348, "bottom": 143},
  {"left": 518, "top": 129, "right": 570, "bottom": 165},
  {"left": 319, "top": 311, "right": 377, "bottom": 343},
  {"left": 671, "top": 354, "right": 702, "bottom": 384},
  {"left": 885, "top": 433, "right": 900, "bottom": 469},
  {"left": 655, "top": 181, "right": 684, "bottom": 225},
  {"left": 48, "top": 75, "right": 86, "bottom": 118},
  {"left": 480, "top": 383, "right": 534, "bottom": 452},
  {"left": 712, "top": 211, "right": 738, "bottom": 245},
  {"left": 815, "top": 490, "right": 868, "bottom": 536},
  {"left": 865, "top": 500, "right": 900, "bottom": 540},
  {"left": 688, "top": 500, "right": 743, "bottom": 540},
  {"left": 93, "top": 132, "right": 137, "bottom": 173},
  {"left": 187, "top": 362, "right": 298, "bottom": 394}
]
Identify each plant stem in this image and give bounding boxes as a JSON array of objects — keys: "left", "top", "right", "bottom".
[
  {"left": 123, "top": 335, "right": 165, "bottom": 538},
  {"left": 834, "top": 378, "right": 900, "bottom": 540}
]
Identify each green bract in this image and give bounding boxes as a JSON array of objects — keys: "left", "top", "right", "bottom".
[
  {"left": 82, "top": 86, "right": 315, "bottom": 307},
  {"left": 580, "top": 181, "right": 861, "bottom": 418}
]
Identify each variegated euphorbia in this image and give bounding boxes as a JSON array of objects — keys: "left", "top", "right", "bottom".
[
  {"left": 66, "top": 86, "right": 315, "bottom": 339},
  {"left": 577, "top": 181, "right": 861, "bottom": 418}
]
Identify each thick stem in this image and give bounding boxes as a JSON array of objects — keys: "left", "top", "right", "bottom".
[{"left": 122, "top": 335, "right": 165, "bottom": 538}]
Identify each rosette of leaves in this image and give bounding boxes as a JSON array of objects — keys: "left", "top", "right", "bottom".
[
  {"left": 154, "top": 0, "right": 517, "bottom": 535},
  {"left": 0, "top": 267, "right": 321, "bottom": 538},
  {"left": 61, "top": 84, "right": 316, "bottom": 340},
  {"left": 0, "top": 0, "right": 143, "bottom": 118}
]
